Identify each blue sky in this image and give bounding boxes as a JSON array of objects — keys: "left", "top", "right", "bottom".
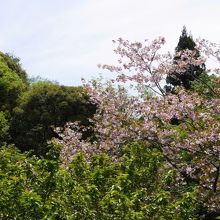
[{"left": 1, "top": 0, "right": 220, "bottom": 86}]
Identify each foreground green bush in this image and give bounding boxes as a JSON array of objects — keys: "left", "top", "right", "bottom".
[{"left": 0, "top": 143, "right": 207, "bottom": 219}]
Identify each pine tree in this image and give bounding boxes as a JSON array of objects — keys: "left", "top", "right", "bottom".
[{"left": 165, "top": 26, "right": 205, "bottom": 91}]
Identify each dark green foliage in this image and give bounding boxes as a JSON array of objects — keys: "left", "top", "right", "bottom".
[
  {"left": 0, "top": 54, "right": 27, "bottom": 114},
  {"left": 10, "top": 81, "right": 96, "bottom": 156},
  {"left": 0, "top": 111, "right": 10, "bottom": 145},
  {"left": 165, "top": 26, "right": 205, "bottom": 91},
  {"left": 0, "top": 50, "right": 95, "bottom": 156},
  {"left": 175, "top": 26, "right": 196, "bottom": 52}
]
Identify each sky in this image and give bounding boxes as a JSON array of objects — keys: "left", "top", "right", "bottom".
[{"left": 0, "top": 0, "right": 220, "bottom": 86}]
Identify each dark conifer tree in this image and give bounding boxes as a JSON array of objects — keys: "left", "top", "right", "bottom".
[{"left": 165, "top": 26, "right": 205, "bottom": 91}]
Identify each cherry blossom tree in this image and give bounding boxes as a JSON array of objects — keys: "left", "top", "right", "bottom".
[{"left": 54, "top": 36, "right": 220, "bottom": 214}]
